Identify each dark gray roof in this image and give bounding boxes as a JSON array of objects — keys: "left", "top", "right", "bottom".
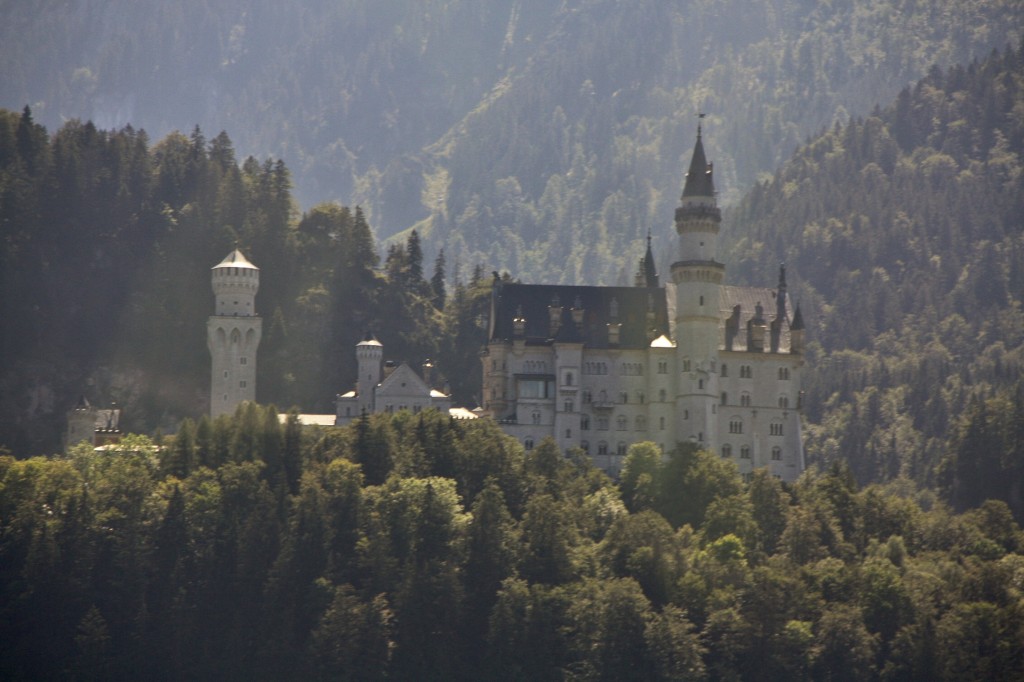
[
  {"left": 682, "top": 128, "right": 715, "bottom": 198},
  {"left": 490, "top": 282, "right": 669, "bottom": 349}
]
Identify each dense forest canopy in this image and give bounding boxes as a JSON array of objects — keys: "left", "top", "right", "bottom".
[
  {"left": 3, "top": 406, "right": 1023, "bottom": 680},
  {"left": 724, "top": 44, "right": 1024, "bottom": 511},
  {"left": 1, "top": 1, "right": 1019, "bottom": 281}
]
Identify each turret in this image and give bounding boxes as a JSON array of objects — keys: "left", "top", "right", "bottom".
[
  {"left": 208, "top": 248, "right": 262, "bottom": 416},
  {"left": 672, "top": 120, "right": 723, "bottom": 450},
  {"left": 356, "top": 332, "right": 384, "bottom": 415}
]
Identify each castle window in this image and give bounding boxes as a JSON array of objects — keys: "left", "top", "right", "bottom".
[
  {"left": 659, "top": 389, "right": 666, "bottom": 402},
  {"left": 740, "top": 445, "right": 751, "bottom": 459},
  {"left": 658, "top": 361, "right": 668, "bottom": 374},
  {"left": 240, "top": 357, "right": 247, "bottom": 365},
  {"left": 770, "top": 423, "right": 784, "bottom": 436},
  {"left": 239, "top": 380, "right": 247, "bottom": 388},
  {"left": 659, "top": 417, "right": 665, "bottom": 430},
  {"left": 581, "top": 440, "right": 590, "bottom": 453},
  {"left": 564, "top": 400, "right": 574, "bottom": 412},
  {"left": 565, "top": 372, "right": 574, "bottom": 386},
  {"left": 740, "top": 365, "right": 752, "bottom": 379},
  {"left": 721, "top": 364, "right": 728, "bottom": 377},
  {"left": 721, "top": 392, "right": 728, "bottom": 405},
  {"left": 635, "top": 416, "right": 647, "bottom": 431},
  {"left": 565, "top": 429, "right": 572, "bottom": 439},
  {"left": 532, "top": 411, "right": 541, "bottom": 425},
  {"left": 778, "top": 396, "right": 789, "bottom": 409},
  {"left": 616, "top": 416, "right": 628, "bottom": 431},
  {"left": 598, "top": 441, "right": 608, "bottom": 456},
  {"left": 637, "top": 391, "right": 645, "bottom": 404},
  {"left": 778, "top": 367, "right": 790, "bottom": 380},
  {"left": 617, "top": 442, "right": 627, "bottom": 457},
  {"left": 698, "top": 379, "right": 704, "bottom": 390},
  {"left": 682, "top": 359, "right": 691, "bottom": 372},
  {"left": 722, "top": 444, "right": 732, "bottom": 458},
  {"left": 729, "top": 418, "right": 743, "bottom": 434},
  {"left": 598, "top": 417, "right": 609, "bottom": 431},
  {"left": 741, "top": 393, "right": 752, "bottom": 407},
  {"left": 525, "top": 438, "right": 534, "bottom": 451},
  {"left": 699, "top": 295, "right": 704, "bottom": 306},
  {"left": 581, "top": 415, "right": 590, "bottom": 430},
  {"left": 772, "top": 446, "right": 782, "bottom": 461},
  {"left": 619, "top": 391, "right": 628, "bottom": 404},
  {"left": 583, "top": 390, "right": 592, "bottom": 404}
]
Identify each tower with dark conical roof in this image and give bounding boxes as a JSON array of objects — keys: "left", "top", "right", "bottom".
[{"left": 671, "top": 121, "right": 723, "bottom": 450}]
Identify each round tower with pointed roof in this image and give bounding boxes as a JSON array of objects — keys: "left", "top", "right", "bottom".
[
  {"left": 208, "top": 249, "right": 262, "bottom": 416},
  {"left": 672, "top": 121, "right": 724, "bottom": 450}
]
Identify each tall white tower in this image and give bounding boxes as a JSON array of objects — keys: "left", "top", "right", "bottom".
[
  {"left": 672, "top": 122, "right": 723, "bottom": 450},
  {"left": 356, "top": 332, "right": 384, "bottom": 415},
  {"left": 208, "top": 249, "right": 262, "bottom": 417}
]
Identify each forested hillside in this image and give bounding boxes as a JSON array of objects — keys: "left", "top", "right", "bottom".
[
  {"left": 3, "top": 407, "right": 1023, "bottom": 680},
  {"left": 0, "top": 110, "right": 489, "bottom": 454},
  {"left": 1, "top": 1, "right": 1019, "bottom": 281},
  {"left": 725, "top": 45, "right": 1024, "bottom": 511}
]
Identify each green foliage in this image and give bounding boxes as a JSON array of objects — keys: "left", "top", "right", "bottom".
[{"left": 3, "top": 410, "right": 1024, "bottom": 679}]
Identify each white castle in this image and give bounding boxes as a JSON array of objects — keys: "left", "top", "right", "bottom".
[
  {"left": 208, "top": 249, "right": 262, "bottom": 417},
  {"left": 480, "top": 127, "right": 806, "bottom": 481},
  {"left": 205, "top": 128, "right": 805, "bottom": 481}
]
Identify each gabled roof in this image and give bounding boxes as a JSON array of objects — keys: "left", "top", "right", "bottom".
[{"left": 377, "top": 363, "right": 434, "bottom": 398}]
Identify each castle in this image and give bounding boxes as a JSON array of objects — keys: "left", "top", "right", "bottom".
[
  {"left": 196, "top": 127, "right": 805, "bottom": 482},
  {"left": 480, "top": 126, "right": 806, "bottom": 481}
]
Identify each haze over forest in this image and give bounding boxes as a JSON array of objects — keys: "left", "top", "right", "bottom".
[{"left": 3, "top": 2, "right": 1024, "bottom": 680}]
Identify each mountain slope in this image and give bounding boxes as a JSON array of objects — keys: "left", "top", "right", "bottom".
[{"left": 1, "top": 1, "right": 1019, "bottom": 281}]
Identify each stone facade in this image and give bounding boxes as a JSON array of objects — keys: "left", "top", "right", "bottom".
[{"left": 481, "top": 128, "right": 806, "bottom": 481}]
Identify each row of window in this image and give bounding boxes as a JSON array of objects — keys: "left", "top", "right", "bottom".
[
  {"left": 720, "top": 393, "right": 790, "bottom": 408},
  {"left": 728, "top": 419, "right": 785, "bottom": 435},
  {"left": 722, "top": 444, "right": 784, "bottom": 461},
  {"left": 579, "top": 415, "right": 650, "bottom": 431}
]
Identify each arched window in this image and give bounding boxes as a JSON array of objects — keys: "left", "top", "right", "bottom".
[
  {"left": 740, "top": 445, "right": 751, "bottom": 459},
  {"left": 778, "top": 396, "right": 789, "bottom": 409},
  {"left": 525, "top": 438, "right": 534, "bottom": 450},
  {"left": 616, "top": 416, "right": 628, "bottom": 431},
  {"left": 771, "top": 446, "right": 782, "bottom": 461},
  {"left": 741, "top": 393, "right": 752, "bottom": 407},
  {"left": 617, "top": 442, "right": 627, "bottom": 456},
  {"left": 729, "top": 418, "right": 743, "bottom": 434},
  {"left": 598, "top": 441, "right": 608, "bottom": 456},
  {"left": 722, "top": 444, "right": 732, "bottom": 458}
]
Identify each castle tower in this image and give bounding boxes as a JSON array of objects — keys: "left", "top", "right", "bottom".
[
  {"left": 66, "top": 396, "right": 98, "bottom": 451},
  {"left": 208, "top": 249, "right": 262, "bottom": 417},
  {"left": 356, "top": 332, "right": 384, "bottom": 415},
  {"left": 671, "top": 121, "right": 723, "bottom": 449}
]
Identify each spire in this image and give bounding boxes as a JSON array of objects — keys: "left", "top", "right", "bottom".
[
  {"left": 634, "top": 231, "right": 659, "bottom": 286},
  {"left": 682, "top": 115, "right": 715, "bottom": 199},
  {"left": 791, "top": 303, "right": 805, "bottom": 331},
  {"left": 776, "top": 263, "right": 788, "bottom": 320}
]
